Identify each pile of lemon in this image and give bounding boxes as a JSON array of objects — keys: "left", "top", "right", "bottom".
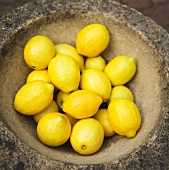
[{"left": 14, "top": 24, "right": 141, "bottom": 155}]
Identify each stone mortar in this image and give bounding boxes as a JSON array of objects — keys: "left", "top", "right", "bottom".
[{"left": 0, "top": 0, "right": 169, "bottom": 169}]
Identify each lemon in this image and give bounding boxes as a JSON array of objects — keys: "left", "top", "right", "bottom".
[
  {"left": 93, "top": 109, "right": 115, "bottom": 137},
  {"left": 24, "top": 35, "right": 55, "bottom": 69},
  {"left": 108, "top": 98, "right": 141, "bottom": 138},
  {"left": 76, "top": 24, "right": 110, "bottom": 57},
  {"left": 55, "top": 44, "right": 84, "bottom": 71},
  {"left": 109, "top": 85, "right": 134, "bottom": 104},
  {"left": 33, "top": 100, "right": 59, "bottom": 123},
  {"left": 64, "top": 113, "right": 78, "bottom": 127},
  {"left": 14, "top": 80, "right": 54, "bottom": 115},
  {"left": 37, "top": 112, "right": 71, "bottom": 147},
  {"left": 85, "top": 55, "right": 106, "bottom": 71},
  {"left": 104, "top": 56, "right": 136, "bottom": 86},
  {"left": 48, "top": 54, "right": 80, "bottom": 93},
  {"left": 70, "top": 118, "right": 104, "bottom": 155},
  {"left": 56, "top": 91, "right": 70, "bottom": 109},
  {"left": 80, "top": 69, "right": 111, "bottom": 102},
  {"left": 26, "top": 69, "right": 51, "bottom": 84},
  {"left": 63, "top": 90, "right": 102, "bottom": 119}
]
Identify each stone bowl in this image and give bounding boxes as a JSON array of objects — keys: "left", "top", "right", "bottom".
[{"left": 0, "top": 0, "right": 169, "bottom": 169}]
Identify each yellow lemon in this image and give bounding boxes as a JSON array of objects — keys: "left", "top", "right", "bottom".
[
  {"left": 80, "top": 69, "right": 111, "bottom": 102},
  {"left": 70, "top": 118, "right": 104, "bottom": 155},
  {"left": 37, "top": 112, "right": 71, "bottom": 147},
  {"left": 109, "top": 85, "right": 134, "bottom": 104},
  {"left": 55, "top": 44, "right": 84, "bottom": 71},
  {"left": 14, "top": 80, "right": 54, "bottom": 115},
  {"left": 64, "top": 113, "right": 78, "bottom": 127},
  {"left": 76, "top": 24, "right": 110, "bottom": 57},
  {"left": 26, "top": 69, "right": 51, "bottom": 84},
  {"left": 48, "top": 54, "right": 80, "bottom": 93},
  {"left": 63, "top": 90, "right": 102, "bottom": 119},
  {"left": 85, "top": 55, "right": 106, "bottom": 71},
  {"left": 24, "top": 35, "right": 55, "bottom": 69},
  {"left": 33, "top": 100, "right": 59, "bottom": 123},
  {"left": 93, "top": 109, "right": 115, "bottom": 137},
  {"left": 104, "top": 56, "right": 136, "bottom": 86},
  {"left": 108, "top": 98, "right": 141, "bottom": 138},
  {"left": 56, "top": 91, "right": 70, "bottom": 109}
]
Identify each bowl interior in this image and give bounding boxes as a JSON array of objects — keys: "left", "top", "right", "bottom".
[{"left": 0, "top": 11, "right": 163, "bottom": 164}]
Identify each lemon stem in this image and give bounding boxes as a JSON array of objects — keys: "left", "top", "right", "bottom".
[{"left": 81, "top": 145, "right": 86, "bottom": 150}]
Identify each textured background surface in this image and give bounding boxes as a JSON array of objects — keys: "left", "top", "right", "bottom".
[{"left": 0, "top": 0, "right": 169, "bottom": 33}]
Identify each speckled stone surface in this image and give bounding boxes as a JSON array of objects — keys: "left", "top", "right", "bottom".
[{"left": 0, "top": 0, "right": 169, "bottom": 169}]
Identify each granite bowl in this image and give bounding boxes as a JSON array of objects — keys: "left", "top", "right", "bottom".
[{"left": 0, "top": 0, "right": 169, "bottom": 169}]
